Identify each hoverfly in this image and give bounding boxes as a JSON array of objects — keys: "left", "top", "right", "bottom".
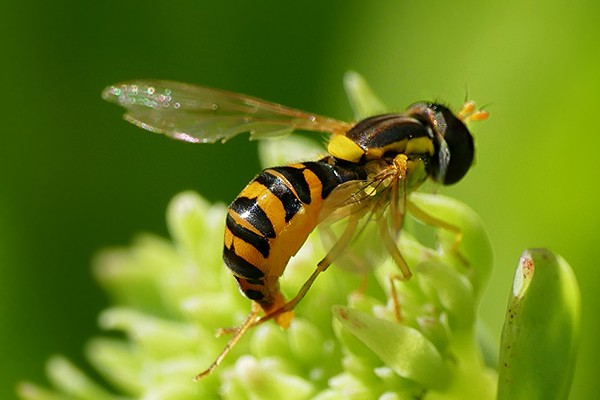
[{"left": 102, "top": 78, "right": 488, "bottom": 380}]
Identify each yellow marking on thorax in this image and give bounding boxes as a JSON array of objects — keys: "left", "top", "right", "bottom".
[
  {"left": 364, "top": 136, "right": 434, "bottom": 160},
  {"left": 364, "top": 139, "right": 407, "bottom": 159},
  {"left": 327, "top": 135, "right": 365, "bottom": 162},
  {"left": 405, "top": 136, "right": 434, "bottom": 155}
]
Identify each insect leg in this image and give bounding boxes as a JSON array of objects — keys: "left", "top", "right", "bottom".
[
  {"left": 406, "top": 200, "right": 467, "bottom": 265},
  {"left": 389, "top": 175, "right": 402, "bottom": 238},
  {"left": 389, "top": 155, "right": 408, "bottom": 239},
  {"left": 319, "top": 223, "right": 370, "bottom": 276},
  {"left": 378, "top": 217, "right": 412, "bottom": 279},
  {"left": 194, "top": 302, "right": 261, "bottom": 380},
  {"left": 378, "top": 216, "right": 412, "bottom": 320},
  {"left": 388, "top": 274, "right": 403, "bottom": 322},
  {"left": 255, "top": 214, "right": 361, "bottom": 326}
]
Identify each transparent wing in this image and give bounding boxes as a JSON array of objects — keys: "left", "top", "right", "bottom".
[
  {"left": 318, "top": 163, "right": 404, "bottom": 225},
  {"left": 316, "top": 175, "right": 398, "bottom": 274},
  {"left": 318, "top": 179, "right": 378, "bottom": 225},
  {"left": 102, "top": 80, "right": 353, "bottom": 143}
]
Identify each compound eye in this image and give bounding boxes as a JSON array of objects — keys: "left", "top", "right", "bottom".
[
  {"left": 439, "top": 109, "right": 474, "bottom": 185},
  {"left": 407, "top": 102, "right": 475, "bottom": 185}
]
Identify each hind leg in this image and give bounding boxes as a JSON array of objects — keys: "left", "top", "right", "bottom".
[
  {"left": 194, "top": 302, "right": 261, "bottom": 380},
  {"left": 254, "top": 214, "right": 361, "bottom": 326}
]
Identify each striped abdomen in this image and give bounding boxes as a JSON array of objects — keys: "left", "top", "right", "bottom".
[{"left": 224, "top": 158, "right": 361, "bottom": 324}]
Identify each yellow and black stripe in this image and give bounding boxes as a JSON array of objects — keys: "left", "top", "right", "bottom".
[
  {"left": 326, "top": 104, "right": 474, "bottom": 185},
  {"left": 328, "top": 114, "right": 435, "bottom": 163},
  {"left": 223, "top": 158, "right": 362, "bottom": 317}
]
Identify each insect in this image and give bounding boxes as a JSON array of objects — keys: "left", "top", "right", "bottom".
[{"left": 102, "top": 79, "right": 488, "bottom": 379}]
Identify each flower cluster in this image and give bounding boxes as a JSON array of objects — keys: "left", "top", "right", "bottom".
[
  {"left": 18, "top": 176, "right": 499, "bottom": 399},
  {"left": 18, "top": 73, "right": 579, "bottom": 400}
]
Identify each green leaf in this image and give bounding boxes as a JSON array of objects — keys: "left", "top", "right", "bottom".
[
  {"left": 222, "top": 357, "right": 316, "bottom": 400},
  {"left": 46, "top": 356, "right": 117, "bottom": 400},
  {"left": 258, "top": 134, "right": 325, "bottom": 168},
  {"left": 408, "top": 193, "right": 493, "bottom": 300},
  {"left": 332, "top": 306, "right": 450, "bottom": 389},
  {"left": 343, "top": 71, "right": 387, "bottom": 120},
  {"left": 497, "top": 249, "right": 581, "bottom": 400}
]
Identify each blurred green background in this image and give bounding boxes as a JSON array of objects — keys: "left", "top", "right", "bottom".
[{"left": 2, "top": 0, "right": 598, "bottom": 398}]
